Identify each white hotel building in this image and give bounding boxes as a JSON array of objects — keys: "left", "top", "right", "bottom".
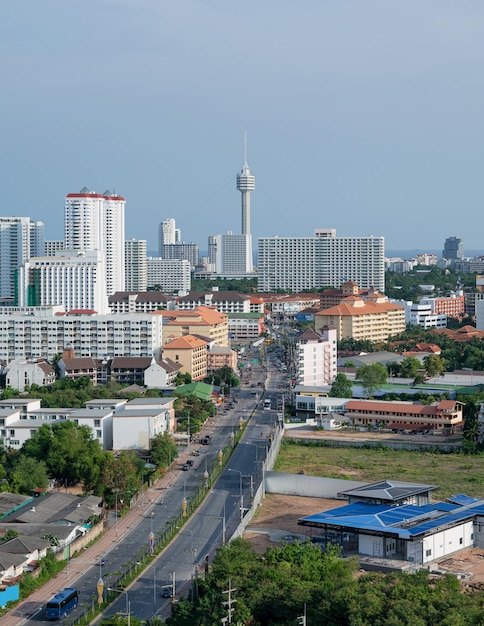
[
  {"left": 16, "top": 250, "right": 108, "bottom": 314},
  {"left": 64, "top": 187, "right": 125, "bottom": 296},
  {"left": 258, "top": 230, "right": 385, "bottom": 293},
  {"left": 0, "top": 309, "right": 163, "bottom": 363}
]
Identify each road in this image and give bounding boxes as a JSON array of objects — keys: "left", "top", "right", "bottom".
[{"left": 7, "top": 344, "right": 289, "bottom": 625}]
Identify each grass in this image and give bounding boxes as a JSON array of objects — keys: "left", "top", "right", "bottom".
[{"left": 274, "top": 440, "right": 484, "bottom": 500}]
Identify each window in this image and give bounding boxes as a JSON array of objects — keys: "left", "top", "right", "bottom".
[{"left": 425, "top": 549, "right": 432, "bottom": 557}]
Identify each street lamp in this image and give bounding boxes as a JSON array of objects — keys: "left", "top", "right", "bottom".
[
  {"left": 107, "top": 588, "right": 130, "bottom": 626},
  {"left": 228, "top": 468, "right": 243, "bottom": 522}
]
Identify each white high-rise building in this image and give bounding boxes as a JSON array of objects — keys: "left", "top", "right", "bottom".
[
  {"left": 258, "top": 230, "right": 385, "bottom": 292},
  {"left": 125, "top": 239, "right": 147, "bottom": 291},
  {"left": 159, "top": 218, "right": 181, "bottom": 251},
  {"left": 64, "top": 187, "right": 125, "bottom": 296},
  {"left": 29, "top": 220, "right": 45, "bottom": 257},
  {"left": 0, "top": 217, "right": 43, "bottom": 301},
  {"left": 16, "top": 250, "right": 108, "bottom": 314},
  {"left": 213, "top": 232, "right": 254, "bottom": 276},
  {"left": 146, "top": 257, "right": 191, "bottom": 294}
]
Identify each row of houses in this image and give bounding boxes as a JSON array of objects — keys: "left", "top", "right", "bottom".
[{"left": 0, "top": 491, "right": 103, "bottom": 589}]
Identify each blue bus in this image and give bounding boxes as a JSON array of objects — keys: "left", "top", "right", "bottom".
[{"left": 46, "top": 587, "right": 79, "bottom": 620}]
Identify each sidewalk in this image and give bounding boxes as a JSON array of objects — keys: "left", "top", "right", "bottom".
[{"left": 1, "top": 448, "right": 194, "bottom": 626}]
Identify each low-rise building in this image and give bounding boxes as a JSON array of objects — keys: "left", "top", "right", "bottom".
[
  {"left": 315, "top": 295, "right": 405, "bottom": 342},
  {"left": 5, "top": 358, "right": 55, "bottom": 392},
  {"left": 227, "top": 313, "right": 265, "bottom": 340},
  {"left": 156, "top": 307, "right": 229, "bottom": 347},
  {"left": 162, "top": 334, "right": 208, "bottom": 381},
  {"left": 144, "top": 358, "right": 183, "bottom": 388},
  {"left": 176, "top": 290, "right": 251, "bottom": 313},
  {"left": 108, "top": 291, "right": 172, "bottom": 314},
  {"left": 345, "top": 399, "right": 463, "bottom": 433},
  {"left": 207, "top": 346, "right": 238, "bottom": 372}
]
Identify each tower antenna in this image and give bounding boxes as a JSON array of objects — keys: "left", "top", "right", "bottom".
[{"left": 244, "top": 130, "right": 248, "bottom": 164}]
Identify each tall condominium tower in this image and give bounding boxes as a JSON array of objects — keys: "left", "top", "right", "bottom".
[
  {"left": 258, "top": 230, "right": 385, "bottom": 293},
  {"left": 0, "top": 217, "right": 43, "bottom": 300},
  {"left": 64, "top": 187, "right": 125, "bottom": 296},
  {"left": 125, "top": 239, "right": 147, "bottom": 291},
  {"left": 159, "top": 218, "right": 181, "bottom": 252},
  {"left": 442, "top": 236, "right": 464, "bottom": 262},
  {"left": 236, "top": 137, "right": 255, "bottom": 236}
]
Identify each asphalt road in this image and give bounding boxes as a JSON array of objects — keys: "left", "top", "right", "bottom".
[{"left": 18, "top": 345, "right": 290, "bottom": 625}]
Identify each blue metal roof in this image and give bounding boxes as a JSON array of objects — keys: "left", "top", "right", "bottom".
[{"left": 299, "top": 498, "right": 484, "bottom": 538}]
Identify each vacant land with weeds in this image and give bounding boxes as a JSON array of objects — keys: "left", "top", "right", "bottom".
[{"left": 274, "top": 440, "right": 484, "bottom": 500}]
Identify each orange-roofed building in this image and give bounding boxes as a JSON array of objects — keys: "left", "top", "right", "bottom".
[
  {"left": 344, "top": 399, "right": 464, "bottom": 433},
  {"left": 162, "top": 334, "right": 208, "bottom": 381},
  {"left": 314, "top": 295, "right": 405, "bottom": 342},
  {"left": 153, "top": 306, "right": 229, "bottom": 347}
]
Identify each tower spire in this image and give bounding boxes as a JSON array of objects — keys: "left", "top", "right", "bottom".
[{"left": 236, "top": 134, "right": 255, "bottom": 236}]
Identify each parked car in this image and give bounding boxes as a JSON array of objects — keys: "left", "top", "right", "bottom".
[{"left": 182, "top": 463, "right": 190, "bottom": 471}]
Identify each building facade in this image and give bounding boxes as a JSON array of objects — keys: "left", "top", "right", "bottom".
[
  {"left": 64, "top": 187, "right": 125, "bottom": 296},
  {"left": 162, "top": 334, "right": 208, "bottom": 381},
  {"left": 0, "top": 217, "right": 40, "bottom": 301},
  {"left": 146, "top": 257, "right": 191, "bottom": 294},
  {"left": 258, "top": 230, "right": 385, "bottom": 292},
  {"left": 125, "top": 239, "right": 147, "bottom": 291},
  {"left": 314, "top": 295, "right": 405, "bottom": 342},
  {"left": 16, "top": 250, "right": 108, "bottom": 313},
  {"left": 296, "top": 326, "right": 337, "bottom": 387},
  {"left": 0, "top": 310, "right": 164, "bottom": 363},
  {"left": 157, "top": 307, "right": 229, "bottom": 347}
]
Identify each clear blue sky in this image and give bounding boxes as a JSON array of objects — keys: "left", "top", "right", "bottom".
[{"left": 2, "top": 1, "right": 484, "bottom": 253}]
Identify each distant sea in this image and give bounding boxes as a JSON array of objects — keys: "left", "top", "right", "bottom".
[{"left": 386, "top": 249, "right": 484, "bottom": 260}]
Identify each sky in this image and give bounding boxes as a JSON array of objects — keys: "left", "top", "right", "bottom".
[{"left": 2, "top": 1, "right": 484, "bottom": 254}]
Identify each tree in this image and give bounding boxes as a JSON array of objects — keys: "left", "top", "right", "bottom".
[
  {"left": 356, "top": 363, "right": 388, "bottom": 398},
  {"left": 329, "top": 373, "right": 353, "bottom": 398},
  {"left": 9, "top": 455, "right": 48, "bottom": 494},
  {"left": 400, "top": 357, "right": 421, "bottom": 379},
  {"left": 21, "top": 421, "right": 105, "bottom": 488},
  {"left": 423, "top": 354, "right": 446, "bottom": 378},
  {"left": 150, "top": 431, "right": 178, "bottom": 469}
]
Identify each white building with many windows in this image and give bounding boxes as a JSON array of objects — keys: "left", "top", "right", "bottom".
[
  {"left": 65, "top": 187, "right": 125, "bottom": 296},
  {"left": 16, "top": 250, "right": 108, "bottom": 313},
  {"left": 146, "top": 257, "right": 191, "bottom": 293},
  {"left": 125, "top": 239, "right": 147, "bottom": 291},
  {"left": 0, "top": 310, "right": 164, "bottom": 363},
  {"left": 296, "top": 326, "right": 338, "bottom": 387},
  {"left": 258, "top": 230, "right": 384, "bottom": 292},
  {"left": 0, "top": 217, "right": 44, "bottom": 301}
]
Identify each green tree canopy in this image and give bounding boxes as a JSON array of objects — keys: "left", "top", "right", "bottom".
[
  {"left": 400, "top": 356, "right": 421, "bottom": 379},
  {"left": 423, "top": 354, "right": 446, "bottom": 378},
  {"left": 329, "top": 373, "right": 353, "bottom": 398},
  {"left": 9, "top": 455, "right": 48, "bottom": 494},
  {"left": 356, "top": 363, "right": 388, "bottom": 398},
  {"left": 150, "top": 431, "right": 178, "bottom": 469}
]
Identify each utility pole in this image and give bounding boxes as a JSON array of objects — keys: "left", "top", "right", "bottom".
[{"left": 221, "top": 579, "right": 237, "bottom": 624}]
